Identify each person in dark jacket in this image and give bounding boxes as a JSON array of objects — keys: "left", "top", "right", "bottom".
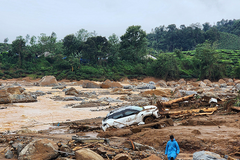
[{"left": 165, "top": 135, "right": 180, "bottom": 160}]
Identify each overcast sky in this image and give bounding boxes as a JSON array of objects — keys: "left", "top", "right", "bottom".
[{"left": 1, "top": 0, "right": 240, "bottom": 43}]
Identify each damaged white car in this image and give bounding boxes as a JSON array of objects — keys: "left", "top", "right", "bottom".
[{"left": 102, "top": 105, "right": 160, "bottom": 131}]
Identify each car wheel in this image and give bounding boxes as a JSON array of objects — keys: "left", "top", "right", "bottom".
[{"left": 144, "top": 116, "right": 154, "bottom": 124}]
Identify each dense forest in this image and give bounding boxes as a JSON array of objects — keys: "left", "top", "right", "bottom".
[{"left": 1, "top": 19, "right": 240, "bottom": 81}]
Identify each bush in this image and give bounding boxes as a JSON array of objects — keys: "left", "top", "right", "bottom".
[
  {"left": 5, "top": 75, "right": 12, "bottom": 79},
  {"left": 56, "top": 73, "right": 66, "bottom": 80},
  {"left": 12, "top": 74, "right": 20, "bottom": 78},
  {"left": 4, "top": 71, "right": 9, "bottom": 74}
]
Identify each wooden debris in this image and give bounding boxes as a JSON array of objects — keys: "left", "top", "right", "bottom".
[
  {"left": 162, "top": 94, "right": 195, "bottom": 107},
  {"left": 159, "top": 106, "right": 218, "bottom": 118},
  {"left": 231, "top": 106, "right": 240, "bottom": 111},
  {"left": 72, "top": 136, "right": 108, "bottom": 143}
]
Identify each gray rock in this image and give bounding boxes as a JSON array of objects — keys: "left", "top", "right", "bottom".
[
  {"left": 220, "top": 83, "right": 227, "bottom": 88},
  {"left": 35, "top": 90, "right": 46, "bottom": 96},
  {"left": 199, "top": 81, "right": 206, "bottom": 87},
  {"left": 62, "top": 88, "right": 68, "bottom": 92},
  {"left": 136, "top": 84, "right": 156, "bottom": 89},
  {"left": 11, "top": 94, "right": 37, "bottom": 103},
  {"left": 235, "top": 83, "right": 240, "bottom": 91},
  {"left": 65, "top": 87, "right": 80, "bottom": 96},
  {"left": 52, "top": 86, "right": 66, "bottom": 89},
  {"left": 17, "top": 143, "right": 23, "bottom": 155},
  {"left": 161, "top": 97, "right": 169, "bottom": 102},
  {"left": 63, "top": 97, "right": 83, "bottom": 101},
  {"left": 179, "top": 90, "right": 197, "bottom": 96},
  {"left": 185, "top": 91, "right": 197, "bottom": 96},
  {"left": 193, "top": 151, "right": 226, "bottom": 160},
  {"left": 18, "top": 139, "right": 58, "bottom": 160},
  {"left": 148, "top": 81, "right": 155, "bottom": 85},
  {"left": 123, "top": 85, "right": 134, "bottom": 89},
  {"left": 13, "top": 82, "right": 21, "bottom": 86},
  {"left": 5, "top": 150, "right": 13, "bottom": 159},
  {"left": 156, "top": 80, "right": 167, "bottom": 88},
  {"left": 97, "top": 97, "right": 122, "bottom": 102}
]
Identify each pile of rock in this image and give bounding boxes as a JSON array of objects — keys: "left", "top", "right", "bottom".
[
  {"left": 82, "top": 80, "right": 100, "bottom": 88},
  {"left": 0, "top": 86, "right": 37, "bottom": 104},
  {"left": 38, "top": 76, "right": 59, "bottom": 87},
  {"left": 100, "top": 79, "right": 123, "bottom": 89}
]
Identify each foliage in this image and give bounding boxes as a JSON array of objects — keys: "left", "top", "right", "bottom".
[
  {"left": 120, "top": 25, "right": 148, "bottom": 62},
  {"left": 1, "top": 20, "right": 240, "bottom": 81},
  {"left": 194, "top": 41, "right": 225, "bottom": 80}
]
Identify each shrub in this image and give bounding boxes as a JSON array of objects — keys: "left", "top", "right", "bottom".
[
  {"left": 56, "top": 73, "right": 66, "bottom": 80},
  {"left": 5, "top": 75, "right": 12, "bottom": 79},
  {"left": 4, "top": 71, "right": 9, "bottom": 74}
]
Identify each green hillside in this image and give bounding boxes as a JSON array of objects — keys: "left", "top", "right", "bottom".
[{"left": 217, "top": 32, "right": 240, "bottom": 50}]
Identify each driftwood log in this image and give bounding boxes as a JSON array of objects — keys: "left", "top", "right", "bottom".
[{"left": 162, "top": 94, "right": 195, "bottom": 106}]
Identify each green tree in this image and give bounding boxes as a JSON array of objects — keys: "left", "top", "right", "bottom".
[
  {"left": 108, "top": 33, "right": 120, "bottom": 64},
  {"left": 149, "top": 53, "right": 179, "bottom": 80},
  {"left": 82, "top": 36, "right": 109, "bottom": 64},
  {"left": 120, "top": 25, "right": 147, "bottom": 62},
  {"left": 194, "top": 41, "right": 224, "bottom": 80},
  {"left": 12, "top": 36, "right": 26, "bottom": 67},
  {"left": 63, "top": 34, "right": 78, "bottom": 56}
]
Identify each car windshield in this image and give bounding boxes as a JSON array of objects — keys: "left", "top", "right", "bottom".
[
  {"left": 103, "top": 106, "right": 143, "bottom": 121},
  {"left": 130, "top": 106, "right": 143, "bottom": 112}
]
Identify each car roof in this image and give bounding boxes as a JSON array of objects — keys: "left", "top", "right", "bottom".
[{"left": 107, "top": 106, "right": 141, "bottom": 116}]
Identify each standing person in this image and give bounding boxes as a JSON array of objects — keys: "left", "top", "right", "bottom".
[{"left": 165, "top": 135, "right": 180, "bottom": 160}]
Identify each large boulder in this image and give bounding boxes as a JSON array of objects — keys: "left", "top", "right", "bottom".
[
  {"left": 203, "top": 79, "right": 212, "bottom": 86},
  {"left": 6, "top": 86, "right": 24, "bottom": 94},
  {"left": 234, "top": 79, "right": 240, "bottom": 84},
  {"left": 39, "top": 76, "right": 59, "bottom": 86},
  {"left": 199, "top": 81, "right": 206, "bottom": 87},
  {"left": 223, "top": 78, "right": 233, "bottom": 83},
  {"left": 178, "top": 78, "right": 186, "bottom": 85},
  {"left": 166, "top": 81, "right": 177, "bottom": 87},
  {"left": 65, "top": 87, "right": 80, "bottom": 96},
  {"left": 218, "top": 79, "right": 226, "bottom": 84},
  {"left": 82, "top": 80, "right": 100, "bottom": 88},
  {"left": 75, "top": 148, "right": 104, "bottom": 160},
  {"left": 100, "top": 79, "right": 123, "bottom": 88},
  {"left": 0, "top": 87, "right": 37, "bottom": 104},
  {"left": 5, "top": 150, "right": 14, "bottom": 159},
  {"left": 135, "top": 83, "right": 156, "bottom": 89},
  {"left": 235, "top": 83, "right": 240, "bottom": 91},
  {"left": 10, "top": 93, "right": 37, "bottom": 103},
  {"left": 189, "top": 82, "right": 200, "bottom": 87},
  {"left": 156, "top": 80, "right": 167, "bottom": 88},
  {"left": 18, "top": 139, "right": 58, "bottom": 160},
  {"left": 193, "top": 151, "right": 225, "bottom": 160},
  {"left": 141, "top": 89, "right": 172, "bottom": 97},
  {"left": 0, "top": 89, "right": 11, "bottom": 104}
]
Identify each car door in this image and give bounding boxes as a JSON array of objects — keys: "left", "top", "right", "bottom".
[
  {"left": 111, "top": 111, "right": 125, "bottom": 128},
  {"left": 122, "top": 109, "right": 140, "bottom": 126}
]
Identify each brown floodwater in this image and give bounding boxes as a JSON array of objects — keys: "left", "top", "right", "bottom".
[{"left": 0, "top": 86, "right": 109, "bottom": 132}]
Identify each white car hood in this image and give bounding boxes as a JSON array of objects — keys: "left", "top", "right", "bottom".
[{"left": 143, "top": 105, "right": 157, "bottom": 110}]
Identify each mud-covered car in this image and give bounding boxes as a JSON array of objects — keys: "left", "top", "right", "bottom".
[{"left": 102, "top": 105, "right": 160, "bottom": 131}]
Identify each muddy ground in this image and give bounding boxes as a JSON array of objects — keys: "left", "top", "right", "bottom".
[{"left": 0, "top": 77, "right": 240, "bottom": 160}]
